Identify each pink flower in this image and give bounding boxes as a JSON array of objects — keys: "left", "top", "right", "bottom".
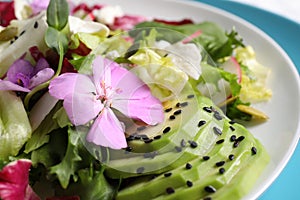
[
  {"left": 49, "top": 56, "right": 163, "bottom": 149},
  {"left": 0, "top": 159, "right": 40, "bottom": 200}
]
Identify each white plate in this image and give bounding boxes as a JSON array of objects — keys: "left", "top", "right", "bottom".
[{"left": 76, "top": 0, "right": 300, "bottom": 199}]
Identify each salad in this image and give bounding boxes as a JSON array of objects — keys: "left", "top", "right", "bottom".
[{"left": 0, "top": 0, "right": 272, "bottom": 199}]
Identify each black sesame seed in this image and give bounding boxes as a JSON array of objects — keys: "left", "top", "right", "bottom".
[
  {"left": 163, "top": 127, "right": 171, "bottom": 134},
  {"left": 34, "top": 21, "right": 38, "bottom": 29},
  {"left": 178, "top": 102, "right": 188, "bottom": 107},
  {"left": 251, "top": 147, "right": 257, "bottom": 155},
  {"left": 151, "top": 175, "right": 158, "bottom": 180},
  {"left": 210, "top": 106, "right": 216, "bottom": 112},
  {"left": 216, "top": 139, "right": 225, "bottom": 144},
  {"left": 140, "top": 134, "right": 149, "bottom": 140},
  {"left": 133, "top": 134, "right": 142, "bottom": 140},
  {"left": 204, "top": 185, "right": 216, "bottom": 193},
  {"left": 186, "top": 180, "right": 193, "bottom": 187},
  {"left": 229, "top": 126, "right": 235, "bottom": 131},
  {"left": 173, "top": 109, "right": 182, "bottom": 115},
  {"left": 215, "top": 161, "right": 225, "bottom": 167},
  {"left": 10, "top": 40, "right": 14, "bottom": 44},
  {"left": 219, "top": 167, "right": 225, "bottom": 174},
  {"left": 187, "top": 94, "right": 195, "bottom": 99},
  {"left": 233, "top": 141, "right": 240, "bottom": 148},
  {"left": 20, "top": 30, "right": 25, "bottom": 36},
  {"left": 125, "top": 146, "right": 133, "bottom": 152},
  {"left": 143, "top": 152, "right": 157, "bottom": 159},
  {"left": 153, "top": 135, "right": 161, "bottom": 140},
  {"left": 175, "top": 146, "right": 182, "bottom": 152},
  {"left": 185, "top": 163, "right": 192, "bottom": 169},
  {"left": 213, "top": 112, "right": 223, "bottom": 121},
  {"left": 165, "top": 108, "right": 173, "bottom": 113},
  {"left": 188, "top": 140, "right": 198, "bottom": 148},
  {"left": 203, "top": 156, "right": 210, "bottom": 161},
  {"left": 136, "top": 167, "right": 145, "bottom": 174},
  {"left": 166, "top": 187, "right": 175, "bottom": 194},
  {"left": 144, "top": 139, "right": 153, "bottom": 144},
  {"left": 137, "top": 126, "right": 147, "bottom": 131},
  {"left": 198, "top": 120, "right": 206, "bottom": 127},
  {"left": 230, "top": 135, "right": 237, "bottom": 142},
  {"left": 229, "top": 120, "right": 236, "bottom": 125},
  {"left": 164, "top": 172, "right": 172, "bottom": 177},
  {"left": 203, "top": 106, "right": 213, "bottom": 113},
  {"left": 126, "top": 135, "right": 135, "bottom": 141},
  {"left": 236, "top": 136, "right": 245, "bottom": 142},
  {"left": 14, "top": 36, "right": 18, "bottom": 40},
  {"left": 228, "top": 154, "right": 235, "bottom": 161},
  {"left": 213, "top": 127, "right": 222, "bottom": 135},
  {"left": 169, "top": 115, "right": 176, "bottom": 120},
  {"left": 180, "top": 139, "right": 186, "bottom": 147}
]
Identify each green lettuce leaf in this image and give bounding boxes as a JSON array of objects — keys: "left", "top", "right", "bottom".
[
  {"left": 49, "top": 127, "right": 82, "bottom": 189},
  {"left": 0, "top": 91, "right": 32, "bottom": 160},
  {"left": 55, "top": 167, "right": 117, "bottom": 200},
  {"left": 134, "top": 21, "right": 244, "bottom": 61}
]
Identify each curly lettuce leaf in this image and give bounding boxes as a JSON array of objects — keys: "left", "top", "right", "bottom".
[
  {"left": 235, "top": 46, "right": 272, "bottom": 103},
  {"left": 134, "top": 21, "right": 244, "bottom": 61},
  {"left": 54, "top": 167, "right": 117, "bottom": 200},
  {"left": 49, "top": 127, "right": 82, "bottom": 189}
]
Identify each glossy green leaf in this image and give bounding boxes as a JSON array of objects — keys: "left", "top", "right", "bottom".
[
  {"left": 45, "top": 27, "right": 68, "bottom": 54},
  {"left": 46, "top": 0, "right": 69, "bottom": 30}
]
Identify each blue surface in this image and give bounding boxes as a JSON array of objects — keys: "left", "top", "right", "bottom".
[{"left": 196, "top": 0, "right": 300, "bottom": 199}]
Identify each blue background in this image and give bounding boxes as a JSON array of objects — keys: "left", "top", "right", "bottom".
[{"left": 197, "top": 0, "right": 300, "bottom": 199}]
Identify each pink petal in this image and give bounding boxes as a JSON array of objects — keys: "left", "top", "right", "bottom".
[
  {"left": 49, "top": 73, "right": 95, "bottom": 100},
  {"left": 0, "top": 159, "right": 39, "bottom": 200},
  {"left": 86, "top": 108, "right": 127, "bottom": 149},
  {"left": 29, "top": 68, "right": 55, "bottom": 89},
  {"left": 110, "top": 64, "right": 164, "bottom": 125},
  {"left": 91, "top": 56, "right": 112, "bottom": 95},
  {"left": 63, "top": 93, "right": 103, "bottom": 126},
  {"left": 7, "top": 59, "right": 33, "bottom": 84},
  {"left": 0, "top": 80, "right": 30, "bottom": 92}
]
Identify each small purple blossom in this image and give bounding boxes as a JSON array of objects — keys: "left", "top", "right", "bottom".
[
  {"left": 0, "top": 55, "right": 54, "bottom": 92},
  {"left": 49, "top": 56, "right": 164, "bottom": 149}
]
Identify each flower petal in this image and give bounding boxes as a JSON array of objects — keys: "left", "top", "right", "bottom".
[
  {"left": 7, "top": 59, "right": 34, "bottom": 85},
  {"left": 86, "top": 108, "right": 127, "bottom": 149},
  {"left": 91, "top": 56, "right": 112, "bottom": 95},
  {"left": 33, "top": 57, "right": 50, "bottom": 74},
  {"left": 110, "top": 64, "right": 164, "bottom": 125},
  {"left": 0, "top": 80, "right": 30, "bottom": 92},
  {"left": 0, "top": 159, "right": 35, "bottom": 200},
  {"left": 49, "top": 73, "right": 95, "bottom": 100},
  {"left": 63, "top": 92, "right": 103, "bottom": 126},
  {"left": 29, "top": 68, "right": 54, "bottom": 89}
]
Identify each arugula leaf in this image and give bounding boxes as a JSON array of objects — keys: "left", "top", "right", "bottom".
[
  {"left": 24, "top": 102, "right": 63, "bottom": 153},
  {"left": 31, "top": 127, "right": 68, "bottom": 168},
  {"left": 49, "top": 127, "right": 82, "bottom": 189},
  {"left": 46, "top": 0, "right": 69, "bottom": 31},
  {"left": 55, "top": 167, "right": 118, "bottom": 200},
  {"left": 134, "top": 21, "right": 245, "bottom": 61}
]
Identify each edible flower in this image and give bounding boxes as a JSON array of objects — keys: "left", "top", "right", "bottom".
[
  {"left": 0, "top": 53, "right": 54, "bottom": 93},
  {"left": 49, "top": 56, "right": 163, "bottom": 149},
  {"left": 0, "top": 159, "right": 40, "bottom": 200}
]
